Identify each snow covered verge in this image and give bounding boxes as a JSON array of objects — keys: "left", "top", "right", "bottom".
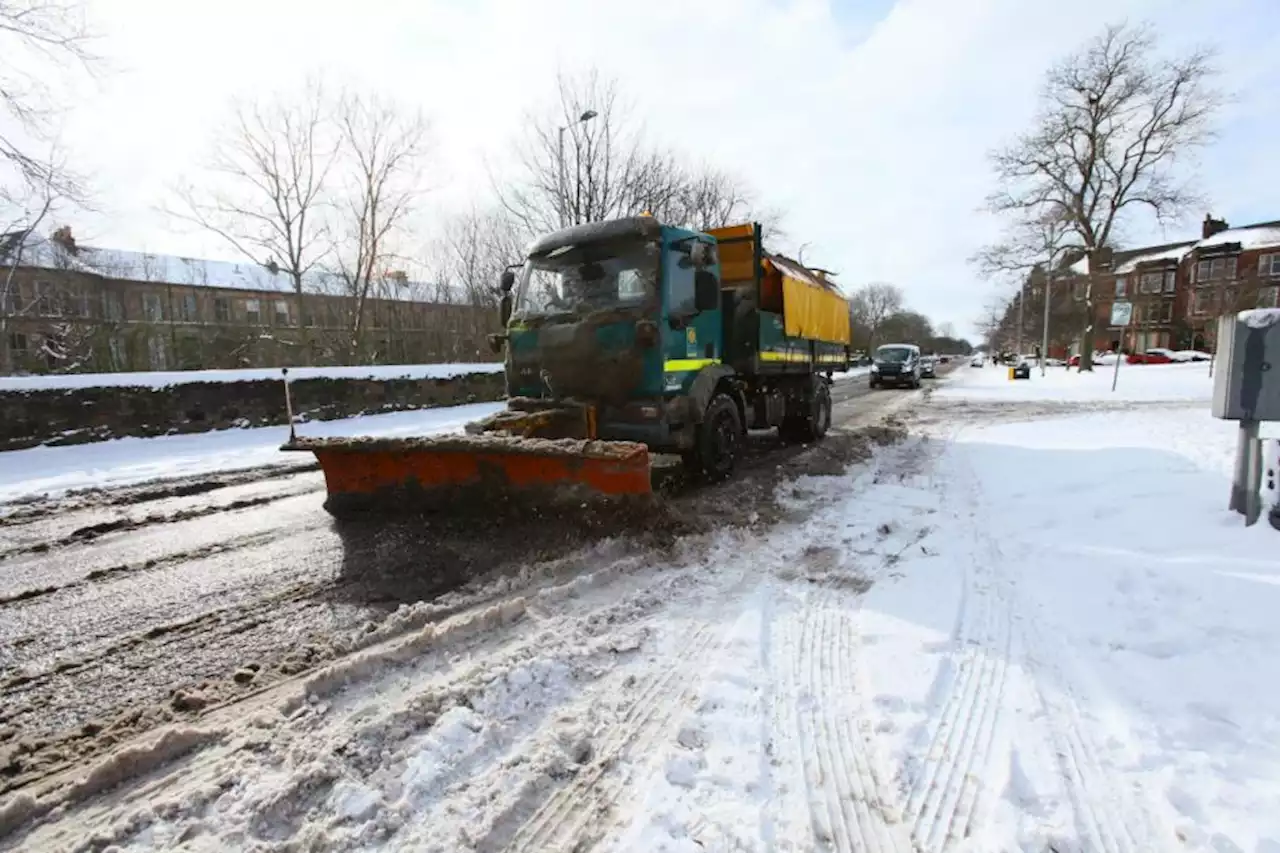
[
  {"left": 0, "top": 362, "right": 502, "bottom": 392},
  {"left": 938, "top": 358, "right": 1214, "bottom": 403},
  {"left": 0, "top": 402, "right": 504, "bottom": 505},
  {"left": 5, "top": 396, "right": 1279, "bottom": 852}
]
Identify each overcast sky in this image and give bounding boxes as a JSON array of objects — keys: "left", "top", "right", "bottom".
[{"left": 58, "top": 0, "right": 1280, "bottom": 338}]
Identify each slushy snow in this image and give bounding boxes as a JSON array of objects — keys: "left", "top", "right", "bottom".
[
  {"left": 6, "top": 362, "right": 1280, "bottom": 853},
  {"left": 0, "top": 401, "right": 504, "bottom": 504}
]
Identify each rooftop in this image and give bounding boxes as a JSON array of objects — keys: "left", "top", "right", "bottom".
[
  {"left": 1, "top": 231, "right": 434, "bottom": 302},
  {"left": 1068, "top": 220, "right": 1280, "bottom": 276}
]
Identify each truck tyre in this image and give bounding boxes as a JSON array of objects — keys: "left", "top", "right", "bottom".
[
  {"left": 781, "top": 380, "right": 831, "bottom": 443},
  {"left": 685, "top": 392, "right": 742, "bottom": 480}
]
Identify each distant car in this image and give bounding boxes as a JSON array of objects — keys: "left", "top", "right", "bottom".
[
  {"left": 869, "top": 343, "right": 923, "bottom": 389},
  {"left": 1011, "top": 359, "right": 1031, "bottom": 380},
  {"left": 920, "top": 356, "right": 937, "bottom": 378},
  {"left": 938, "top": 355, "right": 951, "bottom": 364},
  {"left": 1126, "top": 350, "right": 1174, "bottom": 365},
  {"left": 970, "top": 354, "right": 984, "bottom": 367}
]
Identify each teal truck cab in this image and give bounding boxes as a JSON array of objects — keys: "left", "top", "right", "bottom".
[{"left": 486, "top": 215, "right": 853, "bottom": 479}]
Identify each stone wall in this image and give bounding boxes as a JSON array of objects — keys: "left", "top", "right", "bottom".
[{"left": 0, "top": 372, "right": 507, "bottom": 451}]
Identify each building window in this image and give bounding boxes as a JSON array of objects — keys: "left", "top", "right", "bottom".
[
  {"left": 143, "top": 293, "right": 164, "bottom": 322},
  {"left": 103, "top": 291, "right": 125, "bottom": 321},
  {"left": 35, "top": 281, "right": 55, "bottom": 315},
  {"left": 1163, "top": 271, "right": 1177, "bottom": 294},
  {"left": 1196, "top": 256, "right": 1237, "bottom": 282},
  {"left": 1260, "top": 286, "right": 1280, "bottom": 308},
  {"left": 1258, "top": 254, "right": 1280, "bottom": 279},
  {"left": 1161, "top": 301, "right": 1173, "bottom": 323},
  {"left": 176, "top": 293, "right": 199, "bottom": 322},
  {"left": 244, "top": 299, "right": 261, "bottom": 324},
  {"left": 214, "top": 298, "right": 231, "bottom": 323},
  {"left": 1139, "top": 272, "right": 1163, "bottom": 294},
  {"left": 8, "top": 332, "right": 28, "bottom": 358},
  {"left": 1193, "top": 291, "right": 1212, "bottom": 315},
  {"left": 1073, "top": 280, "right": 1086, "bottom": 301},
  {"left": 2, "top": 283, "right": 20, "bottom": 314},
  {"left": 147, "top": 336, "right": 168, "bottom": 370},
  {"left": 274, "top": 300, "right": 290, "bottom": 326},
  {"left": 1115, "top": 277, "right": 1127, "bottom": 297},
  {"left": 1223, "top": 287, "right": 1237, "bottom": 310}
]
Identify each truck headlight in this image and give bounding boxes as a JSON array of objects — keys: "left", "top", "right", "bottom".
[{"left": 870, "top": 364, "right": 879, "bottom": 374}]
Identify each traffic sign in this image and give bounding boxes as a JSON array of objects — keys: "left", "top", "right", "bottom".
[{"left": 1110, "top": 301, "right": 1133, "bottom": 327}]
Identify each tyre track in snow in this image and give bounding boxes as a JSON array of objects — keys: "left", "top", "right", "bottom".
[
  {"left": 901, "top": 475, "right": 1013, "bottom": 852},
  {"left": 770, "top": 581, "right": 908, "bottom": 852},
  {"left": 948, "top": 434, "right": 1158, "bottom": 852},
  {"left": 499, "top": 622, "right": 725, "bottom": 853}
]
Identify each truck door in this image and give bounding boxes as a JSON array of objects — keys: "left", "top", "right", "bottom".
[{"left": 664, "top": 244, "right": 722, "bottom": 371}]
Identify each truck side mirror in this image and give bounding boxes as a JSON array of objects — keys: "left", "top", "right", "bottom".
[
  {"left": 694, "top": 270, "right": 719, "bottom": 312},
  {"left": 500, "top": 269, "right": 515, "bottom": 293},
  {"left": 499, "top": 293, "right": 513, "bottom": 327}
]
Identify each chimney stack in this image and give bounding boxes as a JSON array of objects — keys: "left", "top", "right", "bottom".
[{"left": 1203, "top": 213, "right": 1229, "bottom": 239}]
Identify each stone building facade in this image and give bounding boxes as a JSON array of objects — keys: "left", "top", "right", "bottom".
[{"left": 0, "top": 229, "right": 499, "bottom": 375}]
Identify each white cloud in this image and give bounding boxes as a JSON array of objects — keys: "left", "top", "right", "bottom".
[{"left": 60, "top": 0, "right": 1280, "bottom": 338}]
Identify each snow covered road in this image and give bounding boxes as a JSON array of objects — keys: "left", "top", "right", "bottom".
[{"left": 5, "top": 364, "right": 1279, "bottom": 852}]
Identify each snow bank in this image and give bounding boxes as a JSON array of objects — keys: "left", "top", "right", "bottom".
[
  {"left": 0, "top": 362, "right": 503, "bottom": 392},
  {"left": 830, "top": 365, "right": 872, "bottom": 380},
  {"left": 0, "top": 401, "right": 505, "bottom": 504},
  {"left": 940, "top": 408, "right": 1280, "bottom": 848},
  {"left": 936, "top": 361, "right": 1213, "bottom": 402}
]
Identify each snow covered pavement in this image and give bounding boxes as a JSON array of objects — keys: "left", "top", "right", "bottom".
[
  {"left": 5, "top": 368, "right": 1280, "bottom": 852},
  {"left": 0, "top": 402, "right": 505, "bottom": 504}
]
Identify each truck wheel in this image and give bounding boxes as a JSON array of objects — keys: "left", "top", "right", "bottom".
[
  {"left": 781, "top": 381, "right": 831, "bottom": 443},
  {"left": 685, "top": 393, "right": 742, "bottom": 480}
]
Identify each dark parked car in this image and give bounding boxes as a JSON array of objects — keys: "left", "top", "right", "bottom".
[
  {"left": 869, "top": 343, "right": 922, "bottom": 389},
  {"left": 920, "top": 356, "right": 937, "bottom": 378}
]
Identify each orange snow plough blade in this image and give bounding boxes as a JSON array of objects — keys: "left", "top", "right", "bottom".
[{"left": 284, "top": 434, "right": 653, "bottom": 518}]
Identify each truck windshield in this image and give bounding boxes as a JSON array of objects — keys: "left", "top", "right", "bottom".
[
  {"left": 876, "top": 346, "right": 913, "bottom": 363},
  {"left": 514, "top": 240, "right": 657, "bottom": 320}
]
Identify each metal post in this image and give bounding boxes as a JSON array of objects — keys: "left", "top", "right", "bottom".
[
  {"left": 1015, "top": 281, "right": 1025, "bottom": 357},
  {"left": 282, "top": 367, "right": 297, "bottom": 444},
  {"left": 557, "top": 126, "right": 567, "bottom": 228},
  {"left": 1230, "top": 419, "right": 1260, "bottom": 518},
  {"left": 1041, "top": 270, "right": 1052, "bottom": 377},
  {"left": 1110, "top": 321, "right": 1125, "bottom": 391}
]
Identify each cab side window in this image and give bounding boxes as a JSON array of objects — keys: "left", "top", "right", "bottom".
[{"left": 667, "top": 251, "right": 696, "bottom": 315}]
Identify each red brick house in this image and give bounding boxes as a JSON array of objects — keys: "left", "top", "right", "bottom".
[{"left": 1067, "top": 215, "right": 1280, "bottom": 355}]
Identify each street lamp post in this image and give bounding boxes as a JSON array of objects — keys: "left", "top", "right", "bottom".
[
  {"left": 557, "top": 109, "right": 598, "bottom": 228},
  {"left": 1041, "top": 269, "right": 1052, "bottom": 376}
]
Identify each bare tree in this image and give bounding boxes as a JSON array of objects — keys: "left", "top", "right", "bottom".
[
  {"left": 496, "top": 69, "right": 781, "bottom": 240},
  {"left": 849, "top": 282, "right": 904, "bottom": 349},
  {"left": 0, "top": 0, "right": 95, "bottom": 207},
  {"left": 497, "top": 69, "right": 652, "bottom": 234},
  {"left": 986, "top": 21, "right": 1222, "bottom": 370},
  {"left": 169, "top": 80, "right": 335, "bottom": 359},
  {"left": 973, "top": 208, "right": 1079, "bottom": 362},
  {"left": 328, "top": 90, "right": 429, "bottom": 362}
]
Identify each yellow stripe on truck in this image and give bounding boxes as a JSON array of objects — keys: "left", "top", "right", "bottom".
[
  {"left": 663, "top": 358, "right": 720, "bottom": 371},
  {"left": 759, "top": 351, "right": 811, "bottom": 363}
]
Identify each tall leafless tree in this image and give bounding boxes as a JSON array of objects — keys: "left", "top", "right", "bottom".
[
  {"left": 986, "top": 22, "right": 1223, "bottom": 371},
  {"left": 973, "top": 208, "right": 1078, "bottom": 360},
  {"left": 0, "top": 0, "right": 95, "bottom": 208},
  {"left": 497, "top": 69, "right": 779, "bottom": 240},
  {"left": 849, "top": 282, "right": 904, "bottom": 349},
  {"left": 169, "top": 79, "right": 335, "bottom": 359},
  {"left": 328, "top": 90, "right": 429, "bottom": 362}
]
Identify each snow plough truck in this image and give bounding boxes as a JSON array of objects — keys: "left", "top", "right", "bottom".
[{"left": 286, "top": 216, "right": 853, "bottom": 517}]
